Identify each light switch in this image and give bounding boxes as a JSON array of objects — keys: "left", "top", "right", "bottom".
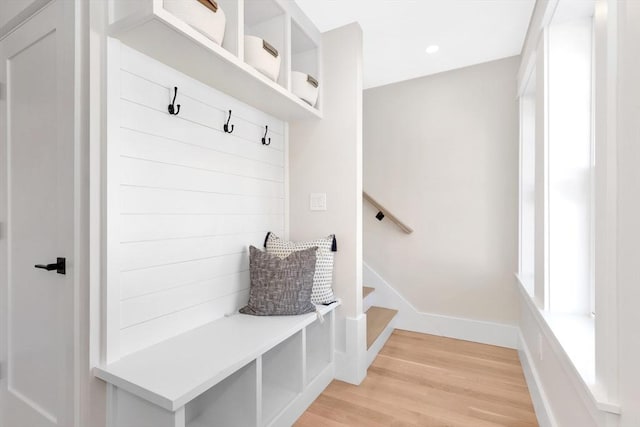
[{"left": 309, "top": 193, "right": 327, "bottom": 211}]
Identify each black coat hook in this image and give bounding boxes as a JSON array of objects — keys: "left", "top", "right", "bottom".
[
  {"left": 224, "top": 110, "right": 235, "bottom": 133},
  {"left": 262, "top": 125, "right": 271, "bottom": 145},
  {"left": 168, "top": 86, "right": 180, "bottom": 115}
]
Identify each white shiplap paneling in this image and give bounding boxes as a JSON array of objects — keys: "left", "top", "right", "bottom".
[{"left": 108, "top": 42, "right": 285, "bottom": 359}]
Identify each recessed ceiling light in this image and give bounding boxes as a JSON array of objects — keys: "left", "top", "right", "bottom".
[{"left": 425, "top": 45, "right": 440, "bottom": 54}]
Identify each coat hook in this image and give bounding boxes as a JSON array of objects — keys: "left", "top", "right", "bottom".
[
  {"left": 224, "top": 110, "right": 235, "bottom": 133},
  {"left": 168, "top": 86, "right": 180, "bottom": 115},
  {"left": 262, "top": 125, "right": 271, "bottom": 145}
]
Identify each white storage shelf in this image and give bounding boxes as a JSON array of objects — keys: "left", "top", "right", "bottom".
[
  {"left": 291, "top": 19, "right": 320, "bottom": 109},
  {"left": 305, "top": 314, "right": 332, "bottom": 384},
  {"left": 95, "top": 302, "right": 339, "bottom": 427},
  {"left": 244, "top": 0, "right": 288, "bottom": 89},
  {"left": 262, "top": 332, "right": 303, "bottom": 425},
  {"left": 108, "top": 0, "right": 322, "bottom": 121},
  {"left": 186, "top": 361, "right": 258, "bottom": 427}
]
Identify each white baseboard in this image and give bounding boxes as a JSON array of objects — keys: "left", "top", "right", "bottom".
[
  {"left": 334, "top": 314, "right": 367, "bottom": 385},
  {"left": 363, "top": 262, "right": 518, "bottom": 349},
  {"left": 518, "top": 331, "right": 558, "bottom": 427}
]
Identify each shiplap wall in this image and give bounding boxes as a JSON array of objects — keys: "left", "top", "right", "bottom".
[{"left": 107, "top": 41, "right": 286, "bottom": 360}]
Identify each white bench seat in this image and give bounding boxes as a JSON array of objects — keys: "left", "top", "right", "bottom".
[{"left": 94, "top": 302, "right": 339, "bottom": 414}]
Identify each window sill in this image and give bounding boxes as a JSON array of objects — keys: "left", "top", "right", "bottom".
[{"left": 515, "top": 275, "right": 621, "bottom": 416}]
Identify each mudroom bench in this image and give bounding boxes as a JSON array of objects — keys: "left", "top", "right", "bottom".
[{"left": 94, "top": 302, "right": 339, "bottom": 427}]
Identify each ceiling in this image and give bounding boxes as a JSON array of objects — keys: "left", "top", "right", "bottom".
[{"left": 294, "top": 0, "right": 536, "bottom": 89}]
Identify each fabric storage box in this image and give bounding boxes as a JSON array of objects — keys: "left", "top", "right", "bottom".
[
  {"left": 291, "top": 71, "right": 319, "bottom": 107},
  {"left": 244, "top": 35, "right": 282, "bottom": 82},
  {"left": 164, "top": 0, "right": 226, "bottom": 45}
]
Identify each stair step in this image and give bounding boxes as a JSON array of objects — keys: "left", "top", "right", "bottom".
[
  {"left": 363, "top": 286, "right": 375, "bottom": 299},
  {"left": 366, "top": 306, "right": 398, "bottom": 349}
]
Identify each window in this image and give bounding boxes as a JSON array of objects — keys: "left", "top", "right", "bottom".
[{"left": 547, "top": 17, "right": 594, "bottom": 315}]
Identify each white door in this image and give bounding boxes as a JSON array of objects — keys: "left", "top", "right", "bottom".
[{"left": 0, "top": 2, "right": 76, "bottom": 426}]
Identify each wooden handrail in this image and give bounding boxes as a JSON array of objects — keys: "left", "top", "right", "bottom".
[{"left": 363, "top": 191, "right": 414, "bottom": 234}]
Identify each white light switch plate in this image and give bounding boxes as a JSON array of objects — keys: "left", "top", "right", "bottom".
[{"left": 310, "top": 193, "right": 327, "bottom": 211}]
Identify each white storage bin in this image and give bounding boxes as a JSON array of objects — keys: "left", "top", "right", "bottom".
[
  {"left": 164, "top": 0, "right": 226, "bottom": 45},
  {"left": 291, "top": 71, "right": 319, "bottom": 107},
  {"left": 244, "top": 35, "right": 282, "bottom": 82}
]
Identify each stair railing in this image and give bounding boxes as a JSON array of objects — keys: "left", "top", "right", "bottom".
[{"left": 363, "top": 191, "right": 414, "bottom": 234}]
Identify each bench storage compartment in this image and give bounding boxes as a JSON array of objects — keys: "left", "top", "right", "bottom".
[{"left": 96, "top": 303, "right": 339, "bottom": 427}]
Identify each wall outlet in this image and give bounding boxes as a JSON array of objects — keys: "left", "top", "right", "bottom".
[{"left": 309, "top": 193, "right": 327, "bottom": 211}]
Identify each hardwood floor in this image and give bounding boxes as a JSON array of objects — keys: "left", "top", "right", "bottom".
[{"left": 295, "top": 330, "right": 538, "bottom": 427}]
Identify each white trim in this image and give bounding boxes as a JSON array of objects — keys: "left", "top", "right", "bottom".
[
  {"left": 593, "top": 0, "right": 619, "bottom": 406},
  {"left": 541, "top": 27, "right": 551, "bottom": 310},
  {"left": 88, "top": 1, "right": 109, "bottom": 426},
  {"left": 518, "top": 96, "right": 524, "bottom": 275},
  {"left": 334, "top": 314, "right": 366, "bottom": 385},
  {"left": 104, "top": 37, "right": 121, "bottom": 364},
  {"left": 0, "top": 0, "right": 52, "bottom": 40},
  {"left": 518, "top": 330, "right": 558, "bottom": 427},
  {"left": 283, "top": 122, "right": 290, "bottom": 241},
  {"left": 363, "top": 262, "right": 519, "bottom": 349},
  {"left": 74, "top": 0, "right": 93, "bottom": 425},
  {"left": 589, "top": 14, "right": 597, "bottom": 318},
  {"left": 518, "top": 0, "right": 559, "bottom": 94}
]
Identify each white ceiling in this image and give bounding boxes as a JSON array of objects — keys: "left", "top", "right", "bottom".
[{"left": 294, "top": 0, "right": 536, "bottom": 89}]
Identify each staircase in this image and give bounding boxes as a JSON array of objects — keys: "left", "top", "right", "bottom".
[
  {"left": 363, "top": 286, "right": 398, "bottom": 366},
  {"left": 362, "top": 192, "right": 409, "bottom": 366}
]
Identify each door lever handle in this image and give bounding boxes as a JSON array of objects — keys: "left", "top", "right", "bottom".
[{"left": 34, "top": 257, "right": 66, "bottom": 275}]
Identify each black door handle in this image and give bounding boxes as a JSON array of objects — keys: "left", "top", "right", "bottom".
[{"left": 34, "top": 257, "right": 66, "bottom": 275}]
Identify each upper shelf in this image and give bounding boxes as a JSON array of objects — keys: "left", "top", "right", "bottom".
[{"left": 108, "top": 0, "right": 322, "bottom": 121}]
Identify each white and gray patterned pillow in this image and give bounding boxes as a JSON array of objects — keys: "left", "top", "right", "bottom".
[
  {"left": 239, "top": 246, "right": 316, "bottom": 316},
  {"left": 265, "top": 233, "right": 336, "bottom": 304}
]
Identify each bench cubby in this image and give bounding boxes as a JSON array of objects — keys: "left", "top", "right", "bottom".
[
  {"left": 186, "top": 360, "right": 258, "bottom": 427},
  {"left": 96, "top": 303, "right": 339, "bottom": 427},
  {"left": 261, "top": 331, "right": 303, "bottom": 425},
  {"left": 305, "top": 312, "right": 333, "bottom": 384}
]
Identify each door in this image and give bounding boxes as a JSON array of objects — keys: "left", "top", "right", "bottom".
[{"left": 0, "top": 2, "right": 76, "bottom": 426}]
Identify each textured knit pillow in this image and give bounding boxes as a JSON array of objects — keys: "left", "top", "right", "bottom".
[
  {"left": 265, "top": 233, "right": 336, "bottom": 304},
  {"left": 239, "top": 246, "right": 317, "bottom": 316}
]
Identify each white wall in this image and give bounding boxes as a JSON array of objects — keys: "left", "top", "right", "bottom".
[
  {"left": 106, "top": 42, "right": 286, "bottom": 360},
  {"left": 363, "top": 56, "right": 521, "bottom": 325},
  {"left": 289, "top": 23, "right": 365, "bottom": 384}
]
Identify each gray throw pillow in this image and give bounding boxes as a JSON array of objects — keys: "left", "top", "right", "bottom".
[{"left": 239, "top": 246, "right": 317, "bottom": 316}]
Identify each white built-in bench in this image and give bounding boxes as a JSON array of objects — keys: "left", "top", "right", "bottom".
[{"left": 95, "top": 302, "right": 340, "bottom": 427}]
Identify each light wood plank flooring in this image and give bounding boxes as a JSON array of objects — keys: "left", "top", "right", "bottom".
[{"left": 295, "top": 330, "right": 538, "bottom": 427}]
